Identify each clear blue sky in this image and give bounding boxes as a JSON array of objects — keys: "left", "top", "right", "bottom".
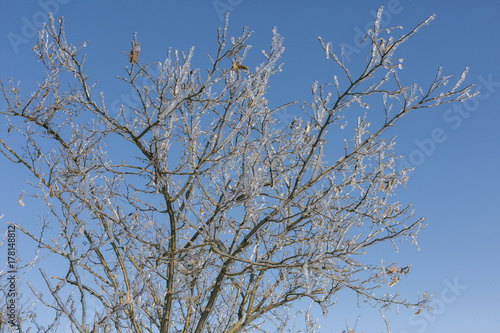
[{"left": 1, "top": 1, "right": 499, "bottom": 332}]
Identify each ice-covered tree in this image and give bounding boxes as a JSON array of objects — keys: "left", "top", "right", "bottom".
[{"left": 0, "top": 9, "right": 474, "bottom": 333}]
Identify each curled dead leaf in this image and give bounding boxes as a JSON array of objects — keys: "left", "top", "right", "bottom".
[
  {"left": 18, "top": 193, "right": 25, "bottom": 207},
  {"left": 49, "top": 186, "right": 54, "bottom": 198},
  {"left": 42, "top": 88, "right": 49, "bottom": 98},
  {"left": 388, "top": 275, "right": 399, "bottom": 287},
  {"left": 414, "top": 308, "right": 423, "bottom": 315},
  {"left": 389, "top": 265, "right": 398, "bottom": 274},
  {"left": 378, "top": 182, "right": 384, "bottom": 192},
  {"left": 379, "top": 178, "right": 397, "bottom": 193},
  {"left": 304, "top": 123, "right": 311, "bottom": 135},
  {"left": 400, "top": 265, "right": 410, "bottom": 275},
  {"left": 232, "top": 62, "right": 249, "bottom": 73},
  {"left": 129, "top": 45, "right": 140, "bottom": 64}
]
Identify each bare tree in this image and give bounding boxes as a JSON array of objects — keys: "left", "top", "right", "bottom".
[{"left": 0, "top": 9, "right": 474, "bottom": 333}]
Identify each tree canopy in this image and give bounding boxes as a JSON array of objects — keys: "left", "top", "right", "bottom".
[{"left": 0, "top": 9, "right": 475, "bottom": 333}]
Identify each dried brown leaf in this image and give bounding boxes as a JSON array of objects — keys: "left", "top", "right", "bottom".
[
  {"left": 389, "top": 265, "right": 398, "bottom": 274},
  {"left": 129, "top": 45, "right": 139, "bottom": 64},
  {"left": 236, "top": 64, "right": 249, "bottom": 71},
  {"left": 232, "top": 62, "right": 249, "bottom": 73},
  {"left": 388, "top": 275, "right": 399, "bottom": 287},
  {"left": 400, "top": 266, "right": 410, "bottom": 275}
]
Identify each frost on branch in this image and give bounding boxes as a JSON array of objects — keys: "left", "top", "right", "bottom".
[{"left": 0, "top": 9, "right": 475, "bottom": 333}]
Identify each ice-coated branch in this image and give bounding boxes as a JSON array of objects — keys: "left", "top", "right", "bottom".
[{"left": 0, "top": 8, "right": 473, "bottom": 333}]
